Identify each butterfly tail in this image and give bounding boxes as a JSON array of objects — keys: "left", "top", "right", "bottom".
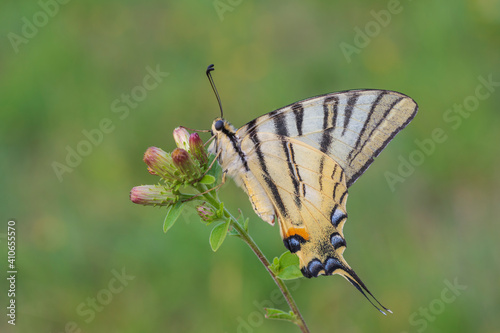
[{"left": 340, "top": 267, "right": 392, "bottom": 315}]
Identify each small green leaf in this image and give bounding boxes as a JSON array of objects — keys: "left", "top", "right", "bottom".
[
  {"left": 163, "top": 201, "right": 185, "bottom": 233},
  {"left": 278, "top": 251, "right": 299, "bottom": 268},
  {"left": 199, "top": 174, "right": 216, "bottom": 185},
  {"left": 277, "top": 251, "right": 302, "bottom": 280},
  {"left": 273, "top": 256, "right": 280, "bottom": 266},
  {"left": 268, "top": 256, "right": 280, "bottom": 275},
  {"left": 207, "top": 154, "right": 222, "bottom": 180},
  {"left": 209, "top": 218, "right": 231, "bottom": 251},
  {"left": 216, "top": 202, "right": 225, "bottom": 219},
  {"left": 276, "top": 265, "right": 303, "bottom": 280},
  {"left": 264, "top": 308, "right": 297, "bottom": 322},
  {"left": 268, "top": 251, "right": 303, "bottom": 280}
]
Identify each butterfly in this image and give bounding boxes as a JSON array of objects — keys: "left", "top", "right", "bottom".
[{"left": 206, "top": 65, "right": 418, "bottom": 313}]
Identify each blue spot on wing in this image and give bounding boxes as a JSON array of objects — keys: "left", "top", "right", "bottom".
[
  {"left": 324, "top": 257, "right": 343, "bottom": 275},
  {"left": 307, "top": 259, "right": 324, "bottom": 277},
  {"left": 331, "top": 206, "right": 347, "bottom": 227},
  {"left": 283, "top": 235, "right": 306, "bottom": 253},
  {"left": 330, "top": 233, "right": 346, "bottom": 249}
]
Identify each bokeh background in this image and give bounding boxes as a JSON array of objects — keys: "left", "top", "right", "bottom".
[{"left": 1, "top": 1, "right": 499, "bottom": 332}]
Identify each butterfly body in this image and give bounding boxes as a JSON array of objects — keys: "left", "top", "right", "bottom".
[{"left": 208, "top": 89, "right": 417, "bottom": 311}]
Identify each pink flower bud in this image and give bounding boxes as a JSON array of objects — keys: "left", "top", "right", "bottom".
[
  {"left": 173, "top": 127, "right": 190, "bottom": 150},
  {"left": 172, "top": 148, "right": 204, "bottom": 181},
  {"left": 143, "top": 147, "right": 176, "bottom": 181},
  {"left": 172, "top": 148, "right": 191, "bottom": 170},
  {"left": 189, "top": 133, "right": 208, "bottom": 165},
  {"left": 130, "top": 185, "right": 175, "bottom": 206}
]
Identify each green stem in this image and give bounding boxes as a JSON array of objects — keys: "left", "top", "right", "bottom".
[{"left": 200, "top": 186, "right": 310, "bottom": 333}]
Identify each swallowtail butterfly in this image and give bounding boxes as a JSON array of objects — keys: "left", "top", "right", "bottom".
[{"left": 206, "top": 65, "right": 417, "bottom": 313}]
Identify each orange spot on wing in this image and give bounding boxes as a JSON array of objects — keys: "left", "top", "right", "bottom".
[{"left": 285, "top": 227, "right": 310, "bottom": 241}]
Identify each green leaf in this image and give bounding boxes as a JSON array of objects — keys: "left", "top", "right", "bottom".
[
  {"left": 277, "top": 251, "right": 302, "bottom": 280},
  {"left": 163, "top": 201, "right": 185, "bottom": 233},
  {"left": 264, "top": 308, "right": 297, "bottom": 322},
  {"left": 276, "top": 265, "right": 303, "bottom": 280},
  {"left": 209, "top": 218, "right": 231, "bottom": 251},
  {"left": 207, "top": 154, "right": 222, "bottom": 180},
  {"left": 199, "top": 174, "right": 216, "bottom": 185},
  {"left": 216, "top": 202, "right": 224, "bottom": 219},
  {"left": 273, "top": 256, "right": 280, "bottom": 266},
  {"left": 268, "top": 256, "right": 280, "bottom": 276},
  {"left": 268, "top": 251, "right": 303, "bottom": 280},
  {"left": 278, "top": 251, "right": 299, "bottom": 268}
]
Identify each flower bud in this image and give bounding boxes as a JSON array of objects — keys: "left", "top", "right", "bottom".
[
  {"left": 172, "top": 148, "right": 205, "bottom": 182},
  {"left": 173, "top": 148, "right": 202, "bottom": 177},
  {"left": 130, "top": 185, "right": 175, "bottom": 206},
  {"left": 196, "top": 203, "right": 217, "bottom": 222},
  {"left": 189, "top": 133, "right": 208, "bottom": 165},
  {"left": 143, "top": 147, "right": 177, "bottom": 182},
  {"left": 172, "top": 148, "right": 191, "bottom": 170},
  {"left": 173, "top": 127, "right": 190, "bottom": 150}
]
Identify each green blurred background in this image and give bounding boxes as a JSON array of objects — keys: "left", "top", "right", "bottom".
[{"left": 1, "top": 0, "right": 499, "bottom": 332}]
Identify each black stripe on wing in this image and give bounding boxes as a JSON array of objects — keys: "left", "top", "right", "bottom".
[
  {"left": 346, "top": 96, "right": 418, "bottom": 187},
  {"left": 319, "top": 96, "right": 339, "bottom": 153},
  {"left": 341, "top": 93, "right": 360, "bottom": 136},
  {"left": 248, "top": 120, "right": 289, "bottom": 217},
  {"left": 220, "top": 125, "right": 250, "bottom": 172},
  {"left": 281, "top": 139, "right": 301, "bottom": 207},
  {"left": 292, "top": 103, "right": 304, "bottom": 136},
  {"left": 350, "top": 90, "right": 388, "bottom": 155}
]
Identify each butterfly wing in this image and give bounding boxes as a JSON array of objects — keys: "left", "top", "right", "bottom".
[
  {"left": 234, "top": 90, "right": 417, "bottom": 311},
  {"left": 239, "top": 131, "right": 389, "bottom": 312},
  {"left": 237, "top": 90, "right": 418, "bottom": 187}
]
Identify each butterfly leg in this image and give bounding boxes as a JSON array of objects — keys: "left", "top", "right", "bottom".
[{"left": 196, "top": 149, "right": 221, "bottom": 181}]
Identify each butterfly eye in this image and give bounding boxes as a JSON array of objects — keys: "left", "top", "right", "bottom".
[{"left": 214, "top": 120, "right": 224, "bottom": 131}]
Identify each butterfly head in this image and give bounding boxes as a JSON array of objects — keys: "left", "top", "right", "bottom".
[{"left": 211, "top": 118, "right": 236, "bottom": 137}]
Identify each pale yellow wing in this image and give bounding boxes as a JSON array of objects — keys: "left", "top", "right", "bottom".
[
  {"left": 237, "top": 90, "right": 418, "bottom": 187},
  {"left": 239, "top": 132, "right": 389, "bottom": 312}
]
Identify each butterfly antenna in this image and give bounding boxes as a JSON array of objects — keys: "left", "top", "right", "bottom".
[
  {"left": 181, "top": 126, "right": 211, "bottom": 133},
  {"left": 206, "top": 64, "right": 224, "bottom": 118}
]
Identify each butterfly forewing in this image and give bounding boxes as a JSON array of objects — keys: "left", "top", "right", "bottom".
[{"left": 237, "top": 90, "right": 417, "bottom": 187}]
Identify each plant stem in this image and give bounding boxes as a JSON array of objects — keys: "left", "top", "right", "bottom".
[{"left": 201, "top": 187, "right": 310, "bottom": 333}]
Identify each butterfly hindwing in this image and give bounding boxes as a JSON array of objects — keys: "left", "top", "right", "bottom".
[
  {"left": 238, "top": 131, "right": 391, "bottom": 311},
  {"left": 241, "top": 132, "right": 348, "bottom": 265}
]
